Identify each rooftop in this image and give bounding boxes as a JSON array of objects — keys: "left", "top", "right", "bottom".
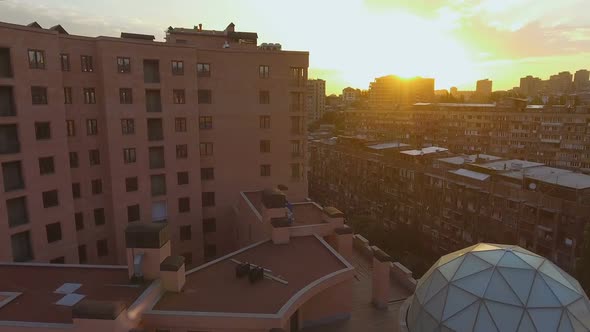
[
  {"left": 400, "top": 147, "right": 449, "bottom": 156},
  {"left": 449, "top": 168, "right": 490, "bottom": 181},
  {"left": 472, "top": 159, "right": 544, "bottom": 172},
  {"left": 0, "top": 264, "right": 146, "bottom": 324},
  {"left": 413, "top": 103, "right": 496, "bottom": 107},
  {"left": 154, "top": 236, "right": 349, "bottom": 314},
  {"left": 366, "top": 142, "right": 410, "bottom": 151},
  {"left": 438, "top": 154, "right": 502, "bottom": 166}
]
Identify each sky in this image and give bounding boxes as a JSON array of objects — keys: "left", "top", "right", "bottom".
[{"left": 1, "top": 0, "right": 589, "bottom": 94}]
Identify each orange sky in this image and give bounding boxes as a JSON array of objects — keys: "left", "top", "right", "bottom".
[{"left": 2, "top": 0, "right": 589, "bottom": 94}]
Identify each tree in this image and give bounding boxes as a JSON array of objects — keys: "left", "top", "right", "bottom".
[{"left": 577, "top": 223, "right": 590, "bottom": 292}]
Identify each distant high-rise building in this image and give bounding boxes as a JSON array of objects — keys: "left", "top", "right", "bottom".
[
  {"left": 306, "top": 79, "right": 326, "bottom": 122},
  {"left": 548, "top": 71, "right": 572, "bottom": 94},
  {"left": 574, "top": 69, "right": 590, "bottom": 91},
  {"left": 342, "top": 87, "right": 360, "bottom": 104},
  {"left": 476, "top": 79, "right": 492, "bottom": 96},
  {"left": 519, "top": 75, "right": 543, "bottom": 97},
  {"left": 450, "top": 87, "right": 458, "bottom": 95},
  {"left": 368, "top": 75, "right": 434, "bottom": 109}
]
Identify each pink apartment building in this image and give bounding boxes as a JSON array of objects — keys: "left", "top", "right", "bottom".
[{"left": 0, "top": 21, "right": 308, "bottom": 267}]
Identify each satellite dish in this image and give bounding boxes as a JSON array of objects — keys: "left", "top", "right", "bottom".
[{"left": 529, "top": 183, "right": 537, "bottom": 190}]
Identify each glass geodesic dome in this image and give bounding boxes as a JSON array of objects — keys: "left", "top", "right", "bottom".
[{"left": 407, "top": 243, "right": 590, "bottom": 332}]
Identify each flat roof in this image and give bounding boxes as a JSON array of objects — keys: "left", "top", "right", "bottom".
[
  {"left": 0, "top": 264, "right": 146, "bottom": 324},
  {"left": 473, "top": 159, "right": 544, "bottom": 171},
  {"left": 449, "top": 169, "right": 490, "bottom": 181},
  {"left": 532, "top": 172, "right": 590, "bottom": 189},
  {"left": 438, "top": 154, "right": 502, "bottom": 166},
  {"left": 366, "top": 142, "right": 410, "bottom": 150},
  {"left": 154, "top": 236, "right": 348, "bottom": 314},
  {"left": 413, "top": 103, "right": 496, "bottom": 107},
  {"left": 500, "top": 166, "right": 571, "bottom": 181},
  {"left": 401, "top": 147, "right": 448, "bottom": 156}
]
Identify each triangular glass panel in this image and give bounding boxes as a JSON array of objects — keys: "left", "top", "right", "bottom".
[
  {"left": 453, "top": 254, "right": 492, "bottom": 281},
  {"left": 473, "top": 244, "right": 501, "bottom": 252},
  {"left": 473, "top": 250, "right": 505, "bottom": 266},
  {"left": 453, "top": 268, "right": 493, "bottom": 297},
  {"left": 566, "top": 311, "right": 590, "bottom": 332},
  {"left": 541, "top": 273, "right": 582, "bottom": 306},
  {"left": 439, "top": 245, "right": 477, "bottom": 266},
  {"left": 407, "top": 296, "right": 422, "bottom": 329},
  {"left": 442, "top": 285, "right": 479, "bottom": 320},
  {"left": 418, "top": 305, "right": 442, "bottom": 331},
  {"left": 558, "top": 310, "right": 574, "bottom": 332},
  {"left": 528, "top": 308, "right": 562, "bottom": 332},
  {"left": 439, "top": 255, "right": 465, "bottom": 281},
  {"left": 419, "top": 259, "right": 441, "bottom": 289},
  {"left": 498, "top": 267, "right": 536, "bottom": 305},
  {"left": 474, "top": 302, "right": 499, "bottom": 332},
  {"left": 443, "top": 300, "right": 480, "bottom": 332},
  {"left": 527, "top": 274, "right": 562, "bottom": 307},
  {"left": 497, "top": 251, "right": 531, "bottom": 269},
  {"left": 566, "top": 298, "right": 590, "bottom": 328},
  {"left": 416, "top": 274, "right": 433, "bottom": 303},
  {"left": 514, "top": 252, "right": 545, "bottom": 269},
  {"left": 425, "top": 285, "right": 448, "bottom": 321},
  {"left": 484, "top": 269, "right": 523, "bottom": 306},
  {"left": 518, "top": 311, "right": 536, "bottom": 332},
  {"left": 539, "top": 261, "right": 578, "bottom": 292},
  {"left": 486, "top": 300, "right": 524, "bottom": 332},
  {"left": 425, "top": 270, "right": 449, "bottom": 303}
]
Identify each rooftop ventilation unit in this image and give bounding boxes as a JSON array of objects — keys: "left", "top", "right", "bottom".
[
  {"left": 248, "top": 266, "right": 264, "bottom": 284},
  {"left": 236, "top": 262, "right": 250, "bottom": 278}
]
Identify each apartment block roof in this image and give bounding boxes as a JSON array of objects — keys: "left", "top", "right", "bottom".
[
  {"left": 449, "top": 169, "right": 491, "bottom": 181},
  {"left": 153, "top": 236, "right": 349, "bottom": 314},
  {"left": 401, "top": 147, "right": 449, "bottom": 156},
  {"left": 366, "top": 142, "right": 410, "bottom": 150},
  {"left": 472, "top": 159, "right": 544, "bottom": 172},
  {"left": 0, "top": 264, "right": 146, "bottom": 324}
]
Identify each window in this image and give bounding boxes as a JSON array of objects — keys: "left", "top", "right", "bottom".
[
  {"left": 46, "top": 222, "right": 62, "bottom": 243},
  {"left": 78, "top": 245, "right": 87, "bottom": 264},
  {"left": 259, "top": 65, "right": 269, "bottom": 78},
  {"left": 291, "top": 116, "right": 303, "bottom": 134},
  {"left": 260, "top": 115, "right": 270, "bottom": 129},
  {"left": 290, "top": 92, "right": 304, "bottom": 112},
  {"left": 0, "top": 48, "right": 11, "bottom": 78},
  {"left": 42, "top": 190, "right": 59, "bottom": 208},
  {"left": 31, "top": 86, "right": 48, "bottom": 104},
  {"left": 123, "top": 148, "right": 136, "bottom": 164},
  {"left": 64, "top": 87, "right": 72, "bottom": 104},
  {"left": 152, "top": 201, "right": 167, "bottom": 222},
  {"left": 119, "top": 88, "right": 133, "bottom": 104},
  {"left": 260, "top": 140, "right": 271, "bottom": 153},
  {"left": 199, "top": 116, "right": 212, "bottom": 129},
  {"left": 6, "top": 196, "right": 28, "bottom": 227},
  {"left": 151, "top": 174, "right": 166, "bottom": 196},
  {"left": 91, "top": 179, "right": 102, "bottom": 195},
  {"left": 86, "top": 119, "right": 98, "bottom": 135},
  {"left": 69, "top": 152, "right": 79, "bottom": 168},
  {"left": 260, "top": 164, "right": 271, "bottom": 177},
  {"left": 121, "top": 119, "right": 135, "bottom": 135},
  {"left": 0, "top": 124, "right": 19, "bottom": 153},
  {"left": 126, "top": 177, "right": 138, "bottom": 192},
  {"left": 291, "top": 140, "right": 301, "bottom": 156},
  {"left": 2, "top": 161, "right": 24, "bottom": 192},
  {"left": 259, "top": 91, "right": 270, "bottom": 104},
  {"left": 143, "top": 59, "right": 160, "bottom": 83},
  {"left": 83, "top": 88, "right": 96, "bottom": 104},
  {"left": 202, "top": 192, "right": 215, "bottom": 207},
  {"left": 149, "top": 146, "right": 165, "bottom": 169},
  {"left": 117, "top": 57, "right": 131, "bottom": 73},
  {"left": 199, "top": 142, "right": 213, "bottom": 156},
  {"left": 176, "top": 144, "right": 188, "bottom": 159},
  {"left": 89, "top": 149, "right": 100, "bottom": 165},
  {"left": 197, "top": 63, "right": 210, "bottom": 77},
  {"left": 173, "top": 89, "right": 185, "bottom": 104},
  {"left": 94, "top": 208, "right": 105, "bottom": 226},
  {"left": 291, "top": 163, "right": 301, "bottom": 180},
  {"left": 180, "top": 225, "right": 191, "bottom": 241},
  {"left": 203, "top": 218, "right": 216, "bottom": 233},
  {"left": 177, "top": 171, "right": 189, "bottom": 185},
  {"left": 50, "top": 257, "right": 65, "bottom": 264},
  {"left": 127, "top": 204, "right": 140, "bottom": 222},
  {"left": 0, "top": 86, "right": 15, "bottom": 116},
  {"left": 147, "top": 118, "right": 163, "bottom": 140},
  {"left": 66, "top": 120, "right": 75, "bottom": 137},
  {"left": 175, "top": 117, "right": 187, "bottom": 132},
  {"left": 198, "top": 89, "right": 212, "bottom": 104},
  {"left": 81, "top": 55, "right": 94, "bottom": 72},
  {"left": 178, "top": 197, "right": 190, "bottom": 213},
  {"left": 204, "top": 244, "right": 217, "bottom": 260},
  {"left": 97, "top": 239, "right": 108, "bottom": 257},
  {"left": 201, "top": 167, "right": 214, "bottom": 180},
  {"left": 11, "top": 231, "right": 33, "bottom": 262},
  {"left": 75, "top": 213, "right": 84, "bottom": 231},
  {"left": 171, "top": 60, "right": 184, "bottom": 75},
  {"left": 290, "top": 67, "right": 306, "bottom": 86},
  {"left": 35, "top": 123, "right": 51, "bottom": 141},
  {"left": 28, "top": 49, "right": 45, "bottom": 69},
  {"left": 60, "top": 54, "right": 70, "bottom": 71},
  {"left": 72, "top": 183, "right": 80, "bottom": 199},
  {"left": 146, "top": 89, "right": 162, "bottom": 112},
  {"left": 38, "top": 156, "right": 55, "bottom": 175}
]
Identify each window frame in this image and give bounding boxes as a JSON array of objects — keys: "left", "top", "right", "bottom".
[
  {"left": 60, "top": 53, "right": 70, "bottom": 71},
  {"left": 197, "top": 63, "right": 210, "bottom": 77},
  {"left": 28, "top": 49, "right": 45, "bottom": 69},
  {"left": 171, "top": 60, "right": 184, "bottom": 75},
  {"left": 117, "top": 57, "right": 131, "bottom": 73},
  {"left": 81, "top": 55, "right": 94, "bottom": 72}
]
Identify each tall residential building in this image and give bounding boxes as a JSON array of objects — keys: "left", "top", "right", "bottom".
[
  {"left": 574, "top": 69, "right": 590, "bottom": 91},
  {"left": 475, "top": 78, "right": 492, "bottom": 97},
  {"left": 342, "top": 87, "right": 360, "bottom": 104},
  {"left": 368, "top": 75, "right": 434, "bottom": 109},
  {"left": 0, "top": 20, "right": 308, "bottom": 267},
  {"left": 519, "top": 75, "right": 543, "bottom": 97},
  {"left": 305, "top": 78, "right": 326, "bottom": 122},
  {"left": 548, "top": 71, "right": 573, "bottom": 94}
]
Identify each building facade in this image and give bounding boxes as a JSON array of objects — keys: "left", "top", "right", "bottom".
[
  {"left": 475, "top": 79, "right": 492, "bottom": 98},
  {"left": 368, "top": 75, "right": 434, "bottom": 109},
  {"left": 305, "top": 79, "right": 325, "bottom": 123},
  {"left": 0, "top": 21, "right": 308, "bottom": 267}
]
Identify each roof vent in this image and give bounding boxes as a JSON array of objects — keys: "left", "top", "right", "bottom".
[
  {"left": 50, "top": 24, "right": 69, "bottom": 35},
  {"left": 248, "top": 266, "right": 264, "bottom": 283},
  {"left": 236, "top": 262, "right": 250, "bottom": 278},
  {"left": 27, "top": 21, "right": 42, "bottom": 29}
]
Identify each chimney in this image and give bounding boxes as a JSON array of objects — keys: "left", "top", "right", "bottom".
[
  {"left": 372, "top": 248, "right": 391, "bottom": 309},
  {"left": 160, "top": 256, "right": 186, "bottom": 292},
  {"left": 322, "top": 206, "right": 344, "bottom": 228},
  {"left": 333, "top": 225, "right": 353, "bottom": 260},
  {"left": 261, "top": 188, "right": 288, "bottom": 223},
  {"left": 198, "top": 23, "right": 202, "bottom": 31},
  {"left": 125, "top": 223, "right": 171, "bottom": 281}
]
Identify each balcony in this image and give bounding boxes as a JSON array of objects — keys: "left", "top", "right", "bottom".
[
  {"left": 0, "top": 124, "right": 19, "bottom": 154},
  {"left": 145, "top": 90, "right": 162, "bottom": 113},
  {"left": 0, "top": 48, "right": 11, "bottom": 78},
  {"left": 147, "top": 119, "right": 163, "bottom": 141},
  {"left": 0, "top": 86, "right": 16, "bottom": 116},
  {"left": 143, "top": 59, "right": 160, "bottom": 83}
]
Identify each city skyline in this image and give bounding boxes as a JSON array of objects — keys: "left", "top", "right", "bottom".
[{"left": 2, "top": 0, "right": 590, "bottom": 94}]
